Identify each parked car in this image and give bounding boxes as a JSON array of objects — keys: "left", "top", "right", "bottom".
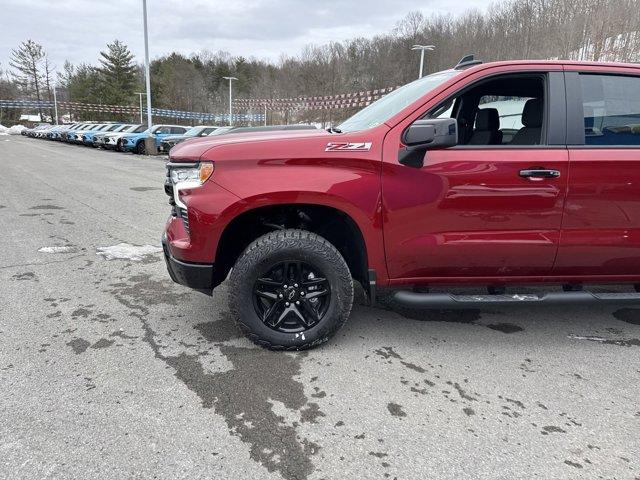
[
  {"left": 104, "top": 124, "right": 146, "bottom": 151},
  {"left": 59, "top": 123, "right": 89, "bottom": 142},
  {"left": 34, "top": 125, "right": 56, "bottom": 138},
  {"left": 163, "top": 57, "right": 640, "bottom": 350},
  {"left": 66, "top": 123, "right": 100, "bottom": 143},
  {"left": 46, "top": 123, "right": 79, "bottom": 140},
  {"left": 93, "top": 124, "right": 134, "bottom": 148},
  {"left": 159, "top": 125, "right": 219, "bottom": 152},
  {"left": 119, "top": 125, "right": 188, "bottom": 154},
  {"left": 79, "top": 124, "right": 114, "bottom": 145},
  {"left": 25, "top": 124, "right": 52, "bottom": 137},
  {"left": 82, "top": 123, "right": 123, "bottom": 146}
]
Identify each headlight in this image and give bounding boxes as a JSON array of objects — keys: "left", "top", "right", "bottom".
[
  {"left": 167, "top": 162, "right": 214, "bottom": 211},
  {"left": 169, "top": 162, "right": 214, "bottom": 186}
]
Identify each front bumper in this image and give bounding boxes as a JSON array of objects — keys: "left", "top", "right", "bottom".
[{"left": 162, "top": 236, "right": 214, "bottom": 294}]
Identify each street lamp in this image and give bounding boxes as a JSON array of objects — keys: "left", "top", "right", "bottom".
[
  {"left": 223, "top": 76, "right": 238, "bottom": 126},
  {"left": 142, "top": 0, "right": 153, "bottom": 130},
  {"left": 135, "top": 92, "right": 147, "bottom": 124},
  {"left": 411, "top": 44, "right": 435, "bottom": 79},
  {"left": 53, "top": 85, "right": 59, "bottom": 125}
]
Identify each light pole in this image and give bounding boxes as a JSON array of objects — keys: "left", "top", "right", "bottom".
[
  {"left": 223, "top": 76, "right": 238, "bottom": 125},
  {"left": 142, "top": 0, "right": 153, "bottom": 129},
  {"left": 135, "top": 92, "right": 146, "bottom": 124},
  {"left": 411, "top": 44, "right": 435, "bottom": 79},
  {"left": 53, "top": 86, "right": 59, "bottom": 125}
]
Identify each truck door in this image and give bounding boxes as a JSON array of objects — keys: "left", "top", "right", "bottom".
[
  {"left": 553, "top": 69, "right": 640, "bottom": 276},
  {"left": 382, "top": 70, "right": 569, "bottom": 281}
]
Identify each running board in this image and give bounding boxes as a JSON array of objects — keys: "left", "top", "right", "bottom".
[{"left": 392, "top": 290, "right": 640, "bottom": 309}]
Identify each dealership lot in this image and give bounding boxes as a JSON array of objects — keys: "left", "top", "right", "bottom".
[{"left": 1, "top": 136, "right": 639, "bottom": 479}]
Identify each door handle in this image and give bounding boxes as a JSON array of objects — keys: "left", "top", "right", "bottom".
[{"left": 519, "top": 168, "right": 561, "bottom": 179}]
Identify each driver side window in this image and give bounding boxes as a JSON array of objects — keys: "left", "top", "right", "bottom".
[{"left": 428, "top": 74, "right": 546, "bottom": 147}]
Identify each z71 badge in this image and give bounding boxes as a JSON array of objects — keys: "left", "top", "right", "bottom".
[{"left": 325, "top": 142, "right": 372, "bottom": 152}]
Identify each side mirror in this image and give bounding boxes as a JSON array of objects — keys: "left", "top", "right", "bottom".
[{"left": 399, "top": 118, "right": 458, "bottom": 168}]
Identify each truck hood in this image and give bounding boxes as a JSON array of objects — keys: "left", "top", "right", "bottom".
[{"left": 169, "top": 129, "right": 327, "bottom": 161}]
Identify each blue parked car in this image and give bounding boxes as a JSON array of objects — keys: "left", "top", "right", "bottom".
[{"left": 119, "top": 125, "right": 188, "bottom": 154}]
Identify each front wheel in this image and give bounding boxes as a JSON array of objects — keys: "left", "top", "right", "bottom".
[
  {"left": 229, "top": 229, "right": 354, "bottom": 350},
  {"left": 135, "top": 140, "right": 146, "bottom": 155}
]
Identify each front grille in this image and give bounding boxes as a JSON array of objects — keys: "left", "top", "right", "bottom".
[
  {"left": 179, "top": 207, "right": 190, "bottom": 234},
  {"left": 166, "top": 163, "right": 197, "bottom": 236},
  {"left": 164, "top": 172, "right": 174, "bottom": 204}
]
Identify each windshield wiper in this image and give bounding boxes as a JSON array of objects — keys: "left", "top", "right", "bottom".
[{"left": 327, "top": 126, "right": 342, "bottom": 134}]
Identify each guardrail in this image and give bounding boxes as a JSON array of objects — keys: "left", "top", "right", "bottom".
[{"left": 0, "top": 100, "right": 264, "bottom": 123}]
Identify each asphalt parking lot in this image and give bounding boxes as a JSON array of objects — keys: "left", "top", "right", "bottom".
[{"left": 1, "top": 135, "right": 639, "bottom": 480}]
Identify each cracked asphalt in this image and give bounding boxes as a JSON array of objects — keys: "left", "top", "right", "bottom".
[{"left": 1, "top": 135, "right": 640, "bottom": 480}]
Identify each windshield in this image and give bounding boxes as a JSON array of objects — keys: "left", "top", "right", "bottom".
[
  {"left": 184, "top": 127, "right": 203, "bottom": 137},
  {"left": 208, "top": 126, "right": 233, "bottom": 136},
  {"left": 337, "top": 70, "right": 460, "bottom": 133}
]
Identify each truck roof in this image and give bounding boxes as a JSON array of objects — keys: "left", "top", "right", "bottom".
[{"left": 459, "top": 59, "right": 640, "bottom": 72}]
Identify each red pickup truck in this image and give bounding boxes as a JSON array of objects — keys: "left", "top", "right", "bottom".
[{"left": 163, "top": 57, "right": 640, "bottom": 349}]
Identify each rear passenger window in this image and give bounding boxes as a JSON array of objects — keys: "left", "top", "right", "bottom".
[
  {"left": 580, "top": 74, "right": 640, "bottom": 146},
  {"left": 171, "top": 127, "right": 187, "bottom": 134}
]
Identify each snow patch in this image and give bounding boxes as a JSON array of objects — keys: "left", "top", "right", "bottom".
[
  {"left": 8, "top": 125, "right": 26, "bottom": 135},
  {"left": 96, "top": 242, "right": 163, "bottom": 261},
  {"left": 568, "top": 334, "right": 608, "bottom": 342},
  {"left": 38, "top": 246, "right": 77, "bottom": 254}
]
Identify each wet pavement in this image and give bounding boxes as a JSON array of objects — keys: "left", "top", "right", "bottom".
[{"left": 1, "top": 135, "right": 639, "bottom": 479}]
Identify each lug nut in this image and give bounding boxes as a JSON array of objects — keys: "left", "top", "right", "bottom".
[
  {"left": 295, "top": 301, "right": 300, "bottom": 305},
  {"left": 300, "top": 291, "right": 305, "bottom": 296},
  {"left": 285, "top": 302, "right": 290, "bottom": 306},
  {"left": 278, "top": 294, "right": 283, "bottom": 298},
  {"left": 294, "top": 283, "right": 298, "bottom": 288},
  {"left": 283, "top": 284, "right": 288, "bottom": 288}
]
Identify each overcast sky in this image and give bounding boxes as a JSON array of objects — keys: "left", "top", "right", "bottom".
[{"left": 1, "top": 0, "right": 489, "bottom": 72}]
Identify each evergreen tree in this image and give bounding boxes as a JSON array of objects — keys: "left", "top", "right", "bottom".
[
  {"left": 65, "top": 63, "right": 104, "bottom": 119},
  {"left": 97, "top": 40, "right": 137, "bottom": 105}
]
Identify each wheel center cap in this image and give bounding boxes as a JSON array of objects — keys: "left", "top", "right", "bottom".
[{"left": 285, "top": 288, "right": 297, "bottom": 301}]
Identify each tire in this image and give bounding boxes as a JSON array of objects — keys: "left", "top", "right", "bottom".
[
  {"left": 229, "top": 229, "right": 354, "bottom": 350},
  {"left": 135, "top": 140, "right": 146, "bottom": 155}
]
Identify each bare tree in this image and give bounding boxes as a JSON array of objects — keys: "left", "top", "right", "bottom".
[{"left": 10, "top": 39, "right": 46, "bottom": 118}]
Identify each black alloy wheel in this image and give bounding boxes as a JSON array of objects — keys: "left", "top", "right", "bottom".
[{"left": 253, "top": 261, "right": 331, "bottom": 333}]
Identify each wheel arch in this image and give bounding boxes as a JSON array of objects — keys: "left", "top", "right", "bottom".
[{"left": 213, "top": 203, "right": 370, "bottom": 296}]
